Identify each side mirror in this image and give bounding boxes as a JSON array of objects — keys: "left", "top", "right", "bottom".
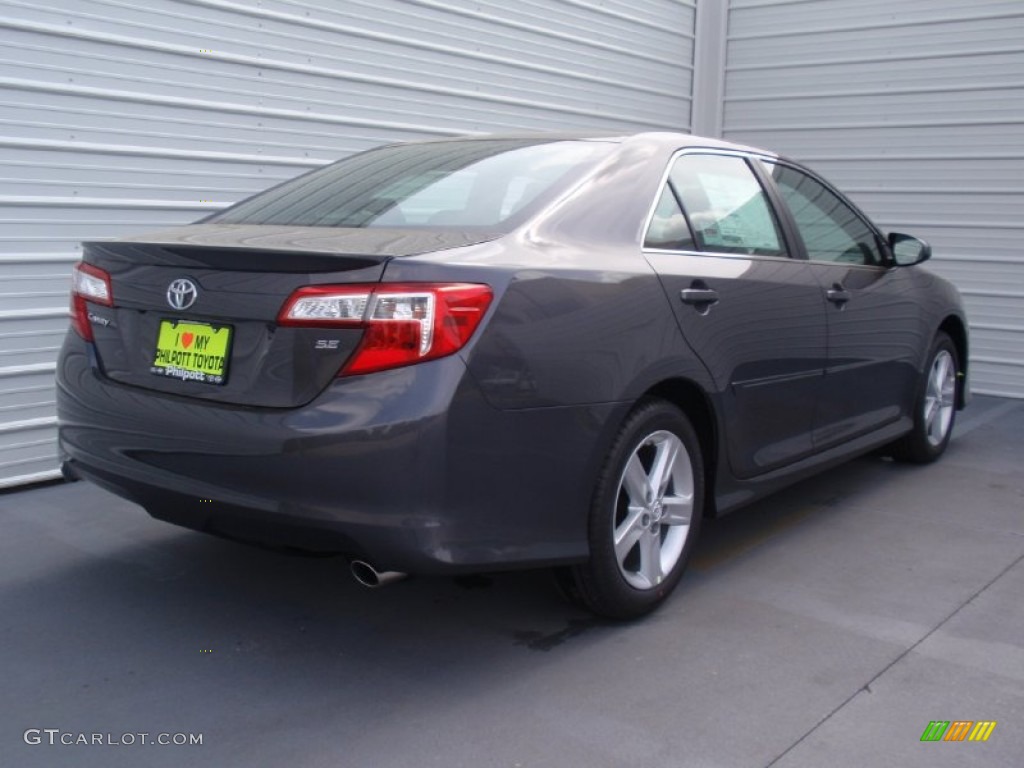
[{"left": 888, "top": 232, "right": 931, "bottom": 267}]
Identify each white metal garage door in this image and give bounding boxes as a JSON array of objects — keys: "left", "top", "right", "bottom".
[
  {"left": 0, "top": 0, "right": 697, "bottom": 488},
  {"left": 721, "top": 0, "right": 1024, "bottom": 398}
]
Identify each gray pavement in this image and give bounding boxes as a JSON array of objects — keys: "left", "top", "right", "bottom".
[{"left": 1, "top": 396, "right": 1022, "bottom": 767}]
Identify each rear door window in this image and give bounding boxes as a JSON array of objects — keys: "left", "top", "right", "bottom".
[
  {"left": 644, "top": 184, "right": 697, "bottom": 251},
  {"left": 666, "top": 154, "right": 787, "bottom": 257}
]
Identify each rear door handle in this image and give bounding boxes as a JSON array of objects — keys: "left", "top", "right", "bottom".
[
  {"left": 680, "top": 288, "right": 720, "bottom": 306},
  {"left": 826, "top": 284, "right": 851, "bottom": 305}
]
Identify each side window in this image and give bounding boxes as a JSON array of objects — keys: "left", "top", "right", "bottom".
[
  {"left": 643, "top": 184, "right": 696, "bottom": 251},
  {"left": 764, "top": 162, "right": 883, "bottom": 266},
  {"left": 668, "top": 154, "right": 786, "bottom": 257}
]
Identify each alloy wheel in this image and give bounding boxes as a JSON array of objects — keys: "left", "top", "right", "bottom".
[
  {"left": 612, "top": 430, "right": 694, "bottom": 590},
  {"left": 924, "top": 349, "right": 956, "bottom": 447}
]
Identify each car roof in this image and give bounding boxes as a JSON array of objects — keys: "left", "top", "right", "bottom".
[{"left": 381, "top": 131, "right": 778, "bottom": 159}]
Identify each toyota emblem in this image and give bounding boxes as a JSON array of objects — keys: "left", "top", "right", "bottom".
[{"left": 166, "top": 278, "right": 198, "bottom": 311}]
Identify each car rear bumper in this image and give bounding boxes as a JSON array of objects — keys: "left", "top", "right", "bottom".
[{"left": 57, "top": 335, "right": 618, "bottom": 572}]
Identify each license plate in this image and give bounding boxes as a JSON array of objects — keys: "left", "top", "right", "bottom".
[{"left": 151, "top": 320, "right": 232, "bottom": 385}]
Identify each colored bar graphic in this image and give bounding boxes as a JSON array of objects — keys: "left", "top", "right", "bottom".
[
  {"left": 943, "top": 721, "right": 973, "bottom": 742},
  {"left": 921, "top": 720, "right": 997, "bottom": 743},
  {"left": 921, "top": 721, "right": 949, "bottom": 742},
  {"left": 968, "top": 721, "right": 997, "bottom": 742}
]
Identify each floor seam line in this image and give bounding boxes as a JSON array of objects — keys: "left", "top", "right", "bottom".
[{"left": 762, "top": 549, "right": 1024, "bottom": 768}]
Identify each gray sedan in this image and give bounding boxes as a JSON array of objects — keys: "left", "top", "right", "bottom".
[{"left": 57, "top": 132, "right": 969, "bottom": 618}]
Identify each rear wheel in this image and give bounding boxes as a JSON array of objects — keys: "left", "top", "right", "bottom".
[
  {"left": 890, "top": 332, "right": 959, "bottom": 463},
  {"left": 567, "top": 399, "right": 704, "bottom": 619}
]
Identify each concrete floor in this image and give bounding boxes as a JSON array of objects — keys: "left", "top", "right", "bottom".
[{"left": 1, "top": 396, "right": 1022, "bottom": 768}]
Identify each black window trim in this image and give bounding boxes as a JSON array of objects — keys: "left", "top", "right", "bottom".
[{"left": 640, "top": 147, "right": 798, "bottom": 262}]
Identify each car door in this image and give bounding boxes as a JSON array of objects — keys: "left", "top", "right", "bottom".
[
  {"left": 643, "top": 151, "right": 829, "bottom": 480},
  {"left": 759, "top": 160, "right": 922, "bottom": 449}
]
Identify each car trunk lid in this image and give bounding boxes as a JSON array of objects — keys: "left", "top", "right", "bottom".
[{"left": 79, "top": 224, "right": 500, "bottom": 408}]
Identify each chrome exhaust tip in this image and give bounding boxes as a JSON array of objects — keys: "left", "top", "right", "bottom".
[{"left": 350, "top": 560, "right": 407, "bottom": 588}]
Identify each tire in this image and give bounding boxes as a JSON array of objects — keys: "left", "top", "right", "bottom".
[
  {"left": 889, "top": 332, "right": 959, "bottom": 464},
  {"left": 567, "top": 399, "right": 704, "bottom": 620}
]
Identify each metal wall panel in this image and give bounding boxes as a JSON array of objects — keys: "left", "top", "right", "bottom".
[
  {"left": 0, "top": 0, "right": 696, "bottom": 487},
  {"left": 723, "top": 0, "right": 1024, "bottom": 397}
]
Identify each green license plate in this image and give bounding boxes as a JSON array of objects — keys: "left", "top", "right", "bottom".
[{"left": 151, "top": 320, "right": 232, "bottom": 385}]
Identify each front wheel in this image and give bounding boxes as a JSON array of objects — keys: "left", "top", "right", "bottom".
[
  {"left": 567, "top": 399, "right": 704, "bottom": 620},
  {"left": 890, "top": 332, "right": 959, "bottom": 463}
]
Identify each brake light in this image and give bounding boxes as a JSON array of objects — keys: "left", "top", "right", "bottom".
[
  {"left": 69, "top": 262, "right": 112, "bottom": 341},
  {"left": 278, "top": 282, "right": 493, "bottom": 375}
]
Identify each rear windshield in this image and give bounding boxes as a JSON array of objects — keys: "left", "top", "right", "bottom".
[{"left": 209, "top": 139, "right": 614, "bottom": 230}]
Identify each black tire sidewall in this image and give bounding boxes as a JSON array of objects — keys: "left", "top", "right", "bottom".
[{"left": 574, "top": 400, "right": 704, "bottom": 619}]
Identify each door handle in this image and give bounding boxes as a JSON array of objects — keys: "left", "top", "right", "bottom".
[
  {"left": 680, "top": 288, "right": 720, "bottom": 306},
  {"left": 826, "top": 284, "right": 851, "bottom": 305}
]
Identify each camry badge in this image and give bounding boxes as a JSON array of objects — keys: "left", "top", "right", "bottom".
[{"left": 167, "top": 278, "right": 198, "bottom": 310}]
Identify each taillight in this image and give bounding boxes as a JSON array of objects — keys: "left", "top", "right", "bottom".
[
  {"left": 69, "top": 262, "right": 112, "bottom": 341},
  {"left": 278, "top": 282, "right": 493, "bottom": 375}
]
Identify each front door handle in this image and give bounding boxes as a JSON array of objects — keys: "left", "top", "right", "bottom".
[
  {"left": 680, "top": 288, "right": 720, "bottom": 306},
  {"left": 826, "top": 284, "right": 851, "bottom": 305}
]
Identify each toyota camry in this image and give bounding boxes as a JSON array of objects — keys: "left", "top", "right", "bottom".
[{"left": 56, "top": 133, "right": 969, "bottom": 618}]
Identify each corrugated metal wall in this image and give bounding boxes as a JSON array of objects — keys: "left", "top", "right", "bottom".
[
  {"left": 0, "top": 0, "right": 696, "bottom": 488},
  {"left": 722, "top": 0, "right": 1024, "bottom": 398},
  {"left": 16, "top": 0, "right": 1022, "bottom": 487}
]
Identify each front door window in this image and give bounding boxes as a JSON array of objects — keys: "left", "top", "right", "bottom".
[{"left": 763, "top": 162, "right": 883, "bottom": 266}]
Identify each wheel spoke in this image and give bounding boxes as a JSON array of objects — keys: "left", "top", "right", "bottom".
[
  {"left": 660, "top": 495, "right": 692, "bottom": 526},
  {"left": 937, "top": 354, "right": 950, "bottom": 391},
  {"left": 648, "top": 437, "right": 679, "bottom": 499},
  {"left": 613, "top": 506, "right": 646, "bottom": 564},
  {"left": 622, "top": 453, "right": 650, "bottom": 506},
  {"left": 940, "top": 367, "right": 956, "bottom": 406},
  {"left": 934, "top": 355, "right": 950, "bottom": 394},
  {"left": 637, "top": 528, "right": 663, "bottom": 587}
]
